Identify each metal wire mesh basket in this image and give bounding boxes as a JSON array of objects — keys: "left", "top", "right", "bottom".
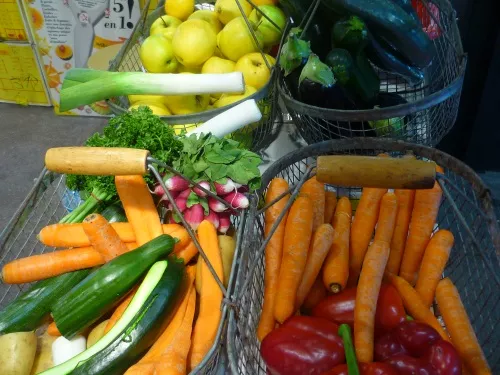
[
  {"left": 227, "top": 138, "right": 500, "bottom": 374},
  {"left": 0, "top": 165, "right": 248, "bottom": 375},
  {"left": 279, "top": 0, "right": 466, "bottom": 146},
  {"left": 106, "top": 0, "right": 283, "bottom": 151}
]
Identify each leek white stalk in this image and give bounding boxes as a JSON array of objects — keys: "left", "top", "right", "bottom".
[{"left": 59, "top": 69, "right": 245, "bottom": 112}]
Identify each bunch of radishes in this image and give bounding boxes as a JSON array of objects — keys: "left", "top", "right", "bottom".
[{"left": 154, "top": 175, "right": 249, "bottom": 234}]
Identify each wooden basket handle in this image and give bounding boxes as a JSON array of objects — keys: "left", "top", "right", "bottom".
[{"left": 45, "top": 147, "right": 150, "bottom": 176}]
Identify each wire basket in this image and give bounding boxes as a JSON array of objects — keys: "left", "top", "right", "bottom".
[
  {"left": 227, "top": 138, "right": 500, "bottom": 374},
  {"left": 0, "top": 167, "right": 248, "bottom": 375},
  {"left": 279, "top": 0, "right": 466, "bottom": 146},
  {"left": 106, "top": 0, "right": 283, "bottom": 151}
]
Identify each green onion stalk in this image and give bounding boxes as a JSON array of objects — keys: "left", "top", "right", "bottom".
[{"left": 59, "top": 189, "right": 114, "bottom": 224}]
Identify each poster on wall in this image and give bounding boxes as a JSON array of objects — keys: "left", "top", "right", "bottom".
[{"left": 25, "top": 0, "right": 141, "bottom": 115}]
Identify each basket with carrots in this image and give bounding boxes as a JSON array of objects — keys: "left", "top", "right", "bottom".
[{"left": 227, "top": 138, "right": 500, "bottom": 375}]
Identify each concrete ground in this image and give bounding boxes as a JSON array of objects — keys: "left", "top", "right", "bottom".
[{"left": 0, "top": 103, "right": 107, "bottom": 230}]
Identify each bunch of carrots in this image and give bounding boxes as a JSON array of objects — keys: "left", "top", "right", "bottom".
[
  {"left": 1, "top": 175, "right": 235, "bottom": 375},
  {"left": 256, "top": 157, "right": 491, "bottom": 375}
]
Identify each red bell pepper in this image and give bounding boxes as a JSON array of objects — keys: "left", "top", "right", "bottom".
[
  {"left": 323, "top": 362, "right": 398, "bottom": 375},
  {"left": 311, "top": 284, "right": 406, "bottom": 335},
  {"left": 411, "top": 0, "right": 442, "bottom": 40},
  {"left": 260, "top": 316, "right": 345, "bottom": 375},
  {"left": 375, "top": 321, "right": 462, "bottom": 375}
]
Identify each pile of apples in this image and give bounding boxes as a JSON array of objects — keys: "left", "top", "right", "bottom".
[{"left": 132, "top": 0, "right": 286, "bottom": 118}]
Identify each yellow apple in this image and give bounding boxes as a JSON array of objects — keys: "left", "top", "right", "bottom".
[
  {"left": 215, "top": 0, "right": 253, "bottom": 25},
  {"left": 218, "top": 17, "right": 265, "bottom": 62},
  {"left": 172, "top": 122, "right": 202, "bottom": 135},
  {"left": 139, "top": 34, "right": 178, "bottom": 73},
  {"left": 164, "top": 0, "right": 195, "bottom": 20},
  {"left": 164, "top": 93, "right": 210, "bottom": 114},
  {"left": 188, "top": 10, "right": 222, "bottom": 34},
  {"left": 214, "top": 85, "right": 257, "bottom": 108},
  {"left": 128, "top": 94, "right": 165, "bottom": 105},
  {"left": 235, "top": 52, "right": 275, "bottom": 90},
  {"left": 178, "top": 64, "right": 202, "bottom": 73},
  {"left": 150, "top": 15, "right": 182, "bottom": 41},
  {"left": 129, "top": 102, "right": 172, "bottom": 116},
  {"left": 172, "top": 19, "right": 217, "bottom": 67},
  {"left": 202, "top": 56, "right": 236, "bottom": 74}
]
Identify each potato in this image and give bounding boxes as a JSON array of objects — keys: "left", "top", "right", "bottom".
[
  {"left": 0, "top": 331, "right": 37, "bottom": 375},
  {"left": 30, "top": 332, "right": 56, "bottom": 374},
  {"left": 86, "top": 319, "right": 109, "bottom": 349}
]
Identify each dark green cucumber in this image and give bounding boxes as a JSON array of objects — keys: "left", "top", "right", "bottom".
[
  {"left": 0, "top": 270, "right": 90, "bottom": 334},
  {"left": 51, "top": 234, "right": 176, "bottom": 339},
  {"left": 100, "top": 203, "right": 127, "bottom": 223},
  {"left": 322, "top": 0, "right": 433, "bottom": 68},
  {"left": 71, "top": 259, "right": 184, "bottom": 375},
  {"left": 331, "top": 16, "right": 369, "bottom": 54}
]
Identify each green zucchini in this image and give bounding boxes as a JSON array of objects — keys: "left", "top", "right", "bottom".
[
  {"left": 51, "top": 234, "right": 176, "bottom": 339},
  {"left": 0, "top": 270, "right": 90, "bottom": 334},
  {"left": 322, "top": 0, "right": 433, "bottom": 68},
  {"left": 100, "top": 203, "right": 127, "bottom": 223},
  {"left": 71, "top": 259, "right": 184, "bottom": 375},
  {"left": 331, "top": 16, "right": 369, "bottom": 54},
  {"left": 41, "top": 260, "right": 176, "bottom": 375}
]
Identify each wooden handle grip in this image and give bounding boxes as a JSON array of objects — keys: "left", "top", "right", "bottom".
[
  {"left": 45, "top": 147, "right": 150, "bottom": 175},
  {"left": 316, "top": 155, "right": 436, "bottom": 189}
]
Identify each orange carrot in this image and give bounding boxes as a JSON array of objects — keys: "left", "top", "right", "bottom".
[
  {"left": 415, "top": 230, "right": 454, "bottom": 307},
  {"left": 38, "top": 223, "right": 187, "bottom": 250},
  {"left": 324, "top": 190, "right": 337, "bottom": 224},
  {"left": 1, "top": 247, "right": 105, "bottom": 284},
  {"left": 104, "top": 285, "right": 140, "bottom": 334},
  {"left": 373, "top": 192, "right": 398, "bottom": 244},
  {"left": 257, "top": 178, "right": 290, "bottom": 341},
  {"left": 300, "top": 176, "right": 325, "bottom": 231},
  {"left": 296, "top": 224, "right": 334, "bottom": 308},
  {"left": 274, "top": 196, "right": 314, "bottom": 324},
  {"left": 188, "top": 220, "right": 224, "bottom": 371},
  {"left": 174, "top": 241, "right": 197, "bottom": 264},
  {"left": 386, "top": 273, "right": 449, "bottom": 341},
  {"left": 348, "top": 187, "right": 387, "bottom": 286},
  {"left": 301, "top": 278, "right": 327, "bottom": 311},
  {"left": 115, "top": 175, "right": 163, "bottom": 246},
  {"left": 82, "top": 214, "right": 129, "bottom": 261},
  {"left": 47, "top": 321, "right": 61, "bottom": 336},
  {"left": 354, "top": 240, "right": 390, "bottom": 363},
  {"left": 399, "top": 166, "right": 443, "bottom": 285},
  {"left": 322, "top": 197, "right": 352, "bottom": 293},
  {"left": 435, "top": 278, "right": 491, "bottom": 374},
  {"left": 387, "top": 188, "right": 416, "bottom": 275}
]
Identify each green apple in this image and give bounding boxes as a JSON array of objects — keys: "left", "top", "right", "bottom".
[
  {"left": 249, "top": 5, "right": 286, "bottom": 46},
  {"left": 139, "top": 34, "right": 179, "bottom": 73},
  {"left": 150, "top": 15, "right": 182, "bottom": 40}
]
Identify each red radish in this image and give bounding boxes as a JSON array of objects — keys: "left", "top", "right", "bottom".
[
  {"left": 178, "top": 188, "right": 192, "bottom": 199},
  {"left": 208, "top": 196, "right": 228, "bottom": 213},
  {"left": 215, "top": 178, "right": 240, "bottom": 195},
  {"left": 171, "top": 197, "right": 187, "bottom": 212},
  {"left": 204, "top": 210, "right": 220, "bottom": 229},
  {"left": 165, "top": 175, "right": 189, "bottom": 192},
  {"left": 193, "top": 181, "right": 211, "bottom": 197},
  {"left": 224, "top": 191, "right": 249, "bottom": 209},
  {"left": 219, "top": 212, "right": 231, "bottom": 234},
  {"left": 238, "top": 185, "right": 249, "bottom": 193},
  {"left": 153, "top": 183, "right": 165, "bottom": 197},
  {"left": 184, "top": 204, "right": 204, "bottom": 230}
]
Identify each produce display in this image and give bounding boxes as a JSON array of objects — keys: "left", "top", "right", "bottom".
[
  {"left": 134, "top": 0, "right": 286, "bottom": 119},
  {"left": 0, "top": 107, "right": 259, "bottom": 375},
  {"left": 257, "top": 161, "right": 492, "bottom": 374}
]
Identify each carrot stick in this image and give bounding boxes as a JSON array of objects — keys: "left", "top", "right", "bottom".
[
  {"left": 399, "top": 166, "right": 443, "bottom": 285},
  {"left": 296, "top": 224, "right": 334, "bottom": 308},
  {"left": 387, "top": 188, "right": 416, "bottom": 275},
  {"left": 322, "top": 197, "right": 352, "bottom": 293},
  {"left": 1, "top": 247, "right": 105, "bottom": 284},
  {"left": 348, "top": 187, "right": 387, "bottom": 286},
  {"left": 354, "top": 240, "right": 390, "bottom": 363},
  {"left": 104, "top": 285, "right": 140, "bottom": 334},
  {"left": 188, "top": 220, "right": 224, "bottom": 371},
  {"left": 257, "top": 178, "right": 290, "bottom": 341},
  {"left": 386, "top": 273, "right": 449, "bottom": 341},
  {"left": 301, "top": 277, "right": 327, "bottom": 311},
  {"left": 435, "top": 278, "right": 491, "bottom": 374},
  {"left": 115, "top": 175, "right": 163, "bottom": 246},
  {"left": 273, "top": 196, "right": 314, "bottom": 324},
  {"left": 415, "top": 230, "right": 454, "bottom": 307},
  {"left": 47, "top": 321, "right": 61, "bottom": 336},
  {"left": 174, "top": 241, "right": 197, "bottom": 265},
  {"left": 82, "top": 213, "right": 129, "bottom": 261},
  {"left": 373, "top": 192, "right": 398, "bottom": 244},
  {"left": 324, "top": 190, "right": 337, "bottom": 224},
  {"left": 300, "top": 176, "right": 325, "bottom": 231},
  {"left": 38, "top": 223, "right": 187, "bottom": 250}
]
